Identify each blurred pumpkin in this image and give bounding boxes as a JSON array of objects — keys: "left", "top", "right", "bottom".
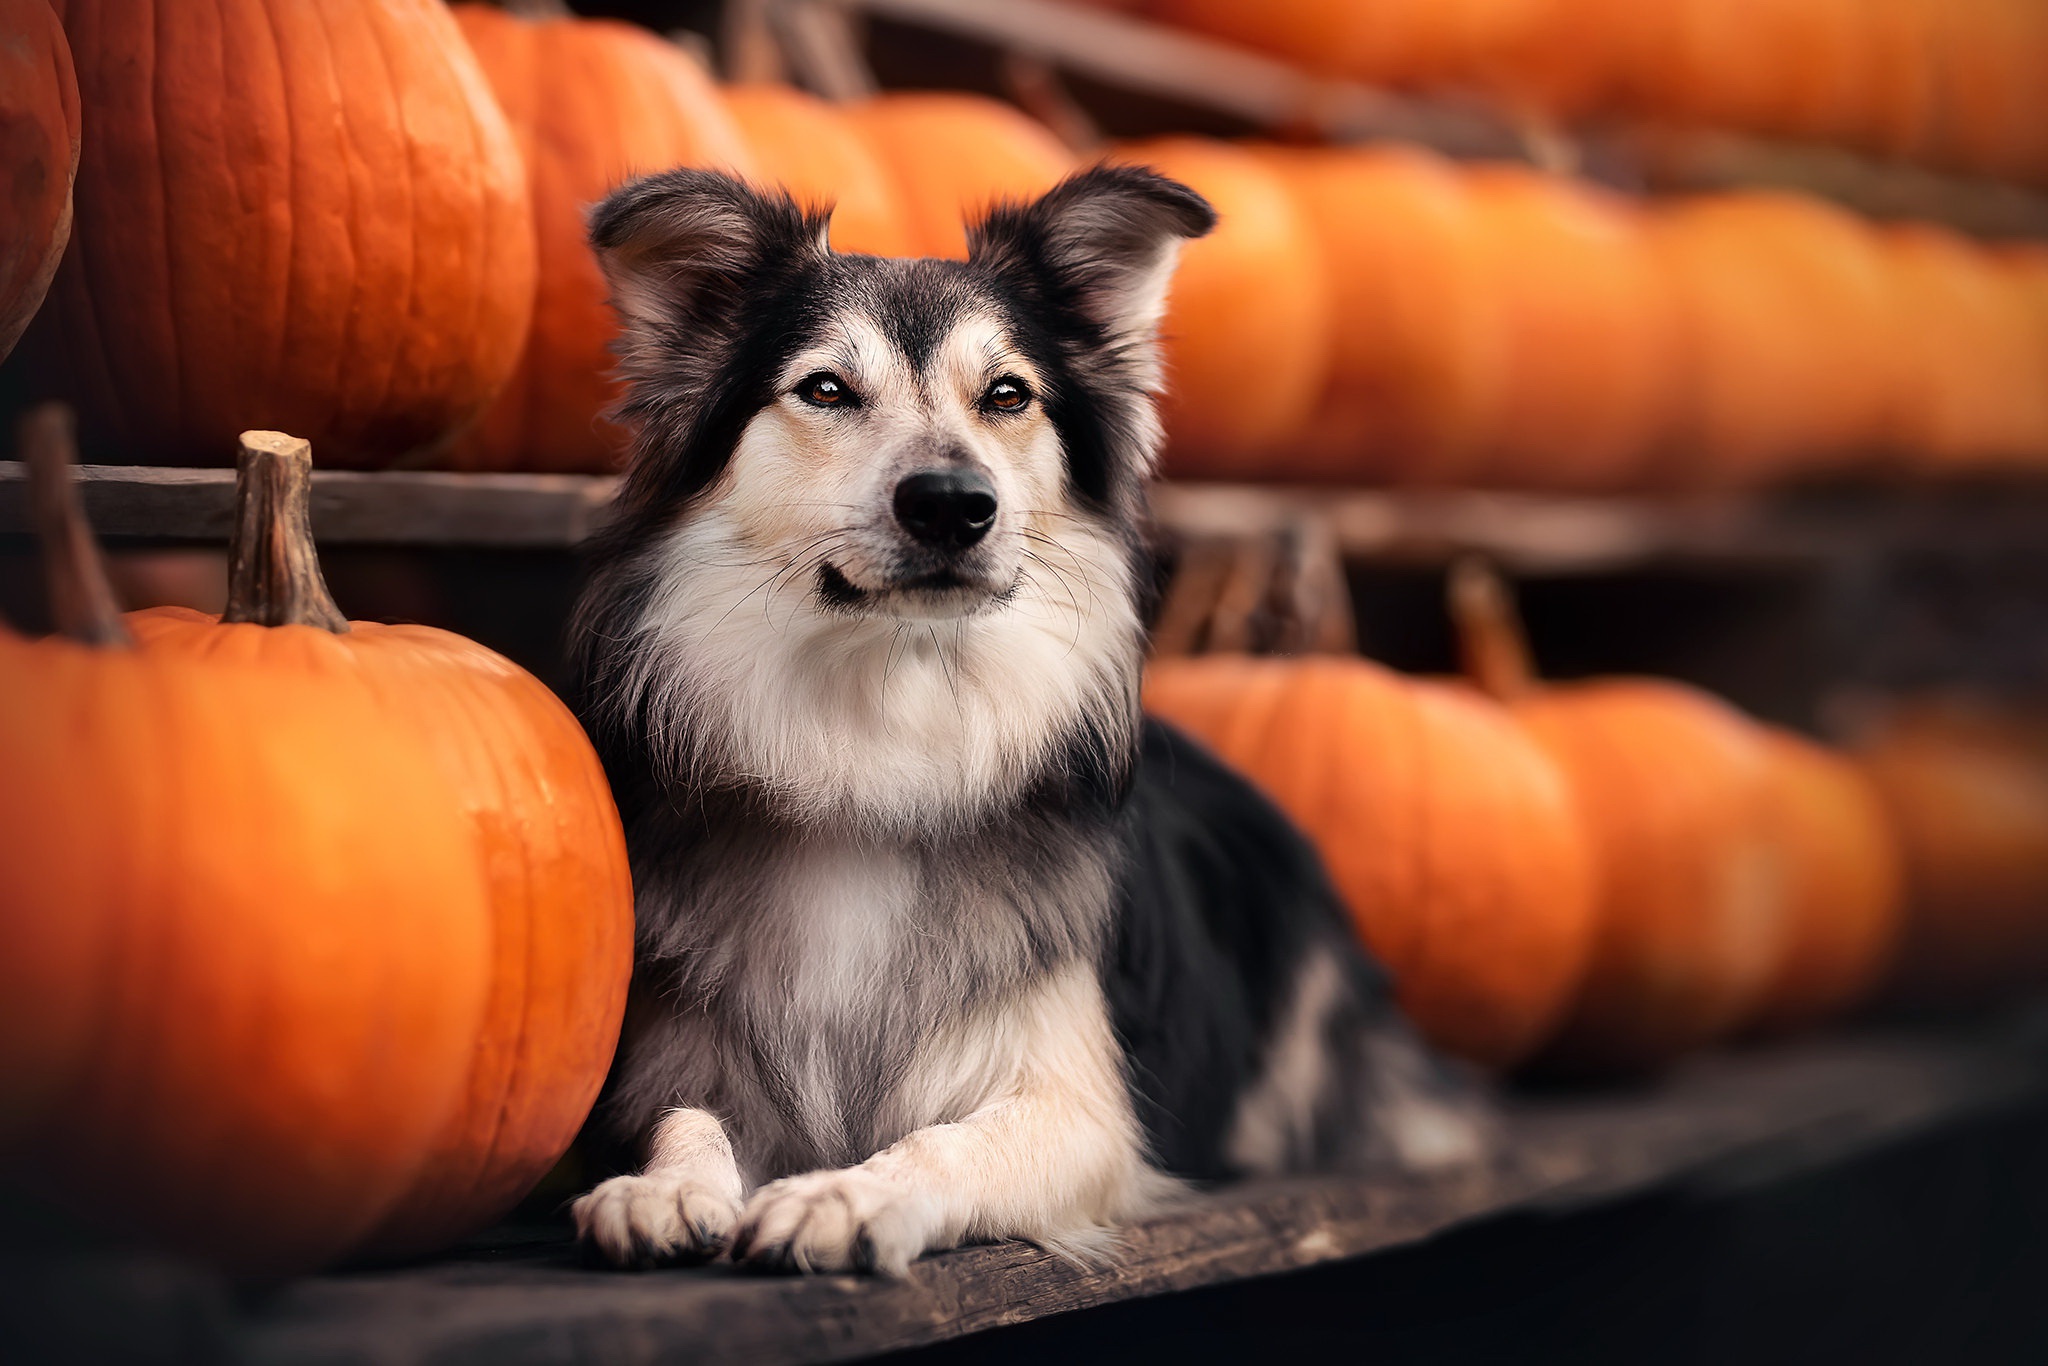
[
  {"left": 1745, "top": 728, "right": 1905, "bottom": 1035},
  {"left": 1150, "top": 0, "right": 1541, "bottom": 91},
  {"left": 29, "top": 0, "right": 534, "bottom": 467},
  {"left": 1451, "top": 561, "right": 1783, "bottom": 1073},
  {"left": 1656, "top": 193, "right": 1902, "bottom": 487},
  {"left": 1112, "top": 137, "right": 1332, "bottom": 479},
  {"left": 1885, "top": 225, "right": 2048, "bottom": 476},
  {"left": 1460, "top": 166, "right": 1677, "bottom": 492},
  {"left": 724, "top": 84, "right": 917, "bottom": 257},
  {"left": 845, "top": 93, "right": 1072, "bottom": 260},
  {"left": 448, "top": 4, "right": 756, "bottom": 473},
  {"left": 127, "top": 431, "right": 635, "bottom": 1262},
  {"left": 1853, "top": 698, "right": 2048, "bottom": 1002},
  {"left": 1261, "top": 144, "right": 1502, "bottom": 484},
  {"left": 1932, "top": 0, "right": 2048, "bottom": 184},
  {"left": 0, "top": 0, "right": 76, "bottom": 362},
  {"left": 1144, "top": 653, "right": 1597, "bottom": 1071},
  {"left": 0, "top": 408, "right": 493, "bottom": 1274}
]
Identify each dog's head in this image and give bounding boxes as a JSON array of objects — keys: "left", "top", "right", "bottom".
[
  {"left": 578, "top": 165, "right": 1213, "bottom": 828},
  {"left": 587, "top": 164, "right": 1213, "bottom": 620}
]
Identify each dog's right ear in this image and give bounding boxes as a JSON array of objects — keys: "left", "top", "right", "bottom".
[
  {"left": 588, "top": 170, "right": 826, "bottom": 409},
  {"left": 971, "top": 164, "right": 1216, "bottom": 353}
]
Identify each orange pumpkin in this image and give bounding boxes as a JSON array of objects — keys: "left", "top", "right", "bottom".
[
  {"left": 1151, "top": 0, "right": 1539, "bottom": 91},
  {"left": 1885, "top": 225, "right": 2048, "bottom": 475},
  {"left": 1451, "top": 562, "right": 1782, "bottom": 1073},
  {"left": 724, "top": 84, "right": 917, "bottom": 257},
  {"left": 845, "top": 93, "right": 1073, "bottom": 260},
  {"left": 1853, "top": 698, "right": 2048, "bottom": 1002},
  {"left": 1261, "top": 144, "right": 1502, "bottom": 484},
  {"left": 1461, "top": 165, "right": 1677, "bottom": 492},
  {"left": 28, "top": 0, "right": 534, "bottom": 468},
  {"left": 0, "top": 408, "right": 493, "bottom": 1273},
  {"left": 1145, "top": 653, "right": 1597, "bottom": 1071},
  {"left": 0, "top": 0, "right": 77, "bottom": 362},
  {"left": 1932, "top": 0, "right": 2048, "bottom": 184},
  {"left": 125, "top": 431, "right": 635, "bottom": 1262},
  {"left": 1111, "top": 138, "right": 1332, "bottom": 479},
  {"left": 1656, "top": 193, "right": 1903, "bottom": 488},
  {"left": 1745, "top": 728, "right": 1905, "bottom": 1035},
  {"left": 448, "top": 5, "right": 755, "bottom": 473}
]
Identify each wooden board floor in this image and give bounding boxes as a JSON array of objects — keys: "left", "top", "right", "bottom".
[{"left": 209, "top": 1028, "right": 2038, "bottom": 1366}]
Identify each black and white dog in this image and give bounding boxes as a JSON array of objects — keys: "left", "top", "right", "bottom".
[{"left": 567, "top": 164, "right": 1485, "bottom": 1275}]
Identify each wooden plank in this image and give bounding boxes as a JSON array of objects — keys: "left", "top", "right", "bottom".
[
  {"left": 237, "top": 1032, "right": 2035, "bottom": 1366},
  {"left": 0, "top": 463, "right": 620, "bottom": 548},
  {"left": 7, "top": 463, "right": 2048, "bottom": 570}
]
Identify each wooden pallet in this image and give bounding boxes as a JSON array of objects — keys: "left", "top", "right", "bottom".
[{"left": 214, "top": 1029, "right": 2039, "bottom": 1366}]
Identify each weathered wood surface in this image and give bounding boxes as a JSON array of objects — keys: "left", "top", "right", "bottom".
[
  {"left": 0, "top": 463, "right": 619, "bottom": 548},
  {"left": 236, "top": 1032, "right": 2037, "bottom": 1366},
  {"left": 7, "top": 463, "right": 2048, "bottom": 569}
]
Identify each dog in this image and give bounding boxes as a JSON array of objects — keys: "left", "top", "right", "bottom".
[{"left": 566, "top": 163, "right": 1487, "bottom": 1276}]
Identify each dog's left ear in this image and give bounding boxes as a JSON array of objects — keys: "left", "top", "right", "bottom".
[{"left": 970, "top": 165, "right": 1216, "bottom": 348}]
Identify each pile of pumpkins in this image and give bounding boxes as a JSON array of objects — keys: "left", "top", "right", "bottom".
[
  {"left": 10, "top": 0, "right": 2048, "bottom": 490},
  {"left": 1123, "top": 139, "right": 2048, "bottom": 488},
  {"left": 0, "top": 409, "right": 635, "bottom": 1275},
  {"left": 1146, "top": 561, "right": 2048, "bottom": 1075},
  {"left": 1123, "top": 0, "right": 2048, "bottom": 187}
]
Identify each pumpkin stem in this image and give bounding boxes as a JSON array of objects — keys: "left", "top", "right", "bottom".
[
  {"left": 223, "top": 431, "right": 351, "bottom": 634},
  {"left": 18, "top": 403, "right": 130, "bottom": 648},
  {"left": 1449, "top": 556, "right": 1538, "bottom": 702},
  {"left": 502, "top": 0, "right": 572, "bottom": 17}
]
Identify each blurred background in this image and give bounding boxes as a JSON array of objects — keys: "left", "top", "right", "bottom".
[{"left": 4, "top": 0, "right": 2048, "bottom": 1361}]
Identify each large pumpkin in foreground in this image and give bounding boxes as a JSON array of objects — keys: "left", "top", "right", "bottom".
[
  {"left": 0, "top": 0, "right": 78, "bottom": 362},
  {"left": 448, "top": 6, "right": 756, "bottom": 472},
  {"left": 1452, "top": 562, "right": 1783, "bottom": 1073},
  {"left": 31, "top": 0, "right": 535, "bottom": 467},
  {"left": 1145, "top": 654, "right": 1597, "bottom": 1070},
  {"left": 128, "top": 432, "right": 636, "bottom": 1262},
  {"left": 0, "top": 410, "right": 493, "bottom": 1274}
]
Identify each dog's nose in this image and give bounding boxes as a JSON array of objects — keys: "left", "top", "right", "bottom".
[{"left": 893, "top": 469, "right": 998, "bottom": 549}]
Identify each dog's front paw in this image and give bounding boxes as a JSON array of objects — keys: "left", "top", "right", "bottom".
[
  {"left": 732, "top": 1167, "right": 937, "bottom": 1276},
  {"left": 572, "top": 1173, "right": 742, "bottom": 1269}
]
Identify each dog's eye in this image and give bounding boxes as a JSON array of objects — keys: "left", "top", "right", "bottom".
[
  {"left": 982, "top": 377, "right": 1032, "bottom": 414},
  {"left": 796, "top": 372, "right": 858, "bottom": 409}
]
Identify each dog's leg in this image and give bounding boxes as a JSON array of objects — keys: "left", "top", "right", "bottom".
[
  {"left": 573, "top": 1107, "right": 745, "bottom": 1267},
  {"left": 730, "top": 964, "right": 1166, "bottom": 1276}
]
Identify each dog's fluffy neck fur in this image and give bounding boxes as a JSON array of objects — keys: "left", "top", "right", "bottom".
[{"left": 604, "top": 499, "right": 1144, "bottom": 837}]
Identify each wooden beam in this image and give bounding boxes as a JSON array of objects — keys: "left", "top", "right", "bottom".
[
  {"left": 0, "top": 463, "right": 619, "bottom": 548},
  {"left": 234, "top": 1032, "right": 2036, "bottom": 1366},
  {"left": 5, "top": 464, "right": 2047, "bottom": 570}
]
